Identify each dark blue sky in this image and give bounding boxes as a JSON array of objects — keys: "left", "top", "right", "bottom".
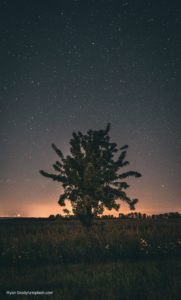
[{"left": 0, "top": 0, "right": 181, "bottom": 216}]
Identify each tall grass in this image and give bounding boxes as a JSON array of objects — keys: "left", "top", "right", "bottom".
[
  {"left": 0, "top": 219, "right": 180, "bottom": 266},
  {"left": 0, "top": 219, "right": 180, "bottom": 299}
]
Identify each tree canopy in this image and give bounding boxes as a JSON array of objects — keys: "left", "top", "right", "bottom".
[{"left": 40, "top": 123, "right": 142, "bottom": 227}]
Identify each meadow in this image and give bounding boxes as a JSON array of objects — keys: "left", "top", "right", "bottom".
[{"left": 0, "top": 218, "right": 180, "bottom": 299}]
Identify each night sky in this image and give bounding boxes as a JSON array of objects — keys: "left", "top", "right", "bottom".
[{"left": 1, "top": 0, "right": 181, "bottom": 217}]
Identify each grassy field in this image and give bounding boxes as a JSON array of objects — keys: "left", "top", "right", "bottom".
[{"left": 0, "top": 218, "right": 180, "bottom": 299}]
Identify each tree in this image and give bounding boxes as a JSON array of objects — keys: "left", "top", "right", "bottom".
[
  {"left": 40, "top": 123, "right": 142, "bottom": 228},
  {"left": 63, "top": 208, "right": 70, "bottom": 217}
]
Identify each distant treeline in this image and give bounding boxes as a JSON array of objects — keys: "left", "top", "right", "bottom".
[{"left": 49, "top": 211, "right": 181, "bottom": 220}]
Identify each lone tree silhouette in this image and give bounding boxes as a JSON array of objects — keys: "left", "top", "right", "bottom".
[{"left": 40, "top": 123, "right": 142, "bottom": 228}]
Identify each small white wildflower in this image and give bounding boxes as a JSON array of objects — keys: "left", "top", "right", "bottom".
[
  {"left": 105, "top": 244, "right": 110, "bottom": 250},
  {"left": 140, "top": 238, "right": 148, "bottom": 247}
]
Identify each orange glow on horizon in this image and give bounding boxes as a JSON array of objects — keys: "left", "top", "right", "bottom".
[
  {"left": 1, "top": 200, "right": 180, "bottom": 218},
  {"left": 1, "top": 182, "right": 180, "bottom": 218}
]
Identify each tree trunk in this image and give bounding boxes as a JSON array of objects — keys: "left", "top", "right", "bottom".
[{"left": 79, "top": 206, "right": 94, "bottom": 229}]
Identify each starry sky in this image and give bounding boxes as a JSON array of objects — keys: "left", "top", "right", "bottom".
[{"left": 0, "top": 0, "right": 181, "bottom": 217}]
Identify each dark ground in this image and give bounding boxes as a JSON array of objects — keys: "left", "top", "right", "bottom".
[{"left": 0, "top": 218, "right": 180, "bottom": 299}]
